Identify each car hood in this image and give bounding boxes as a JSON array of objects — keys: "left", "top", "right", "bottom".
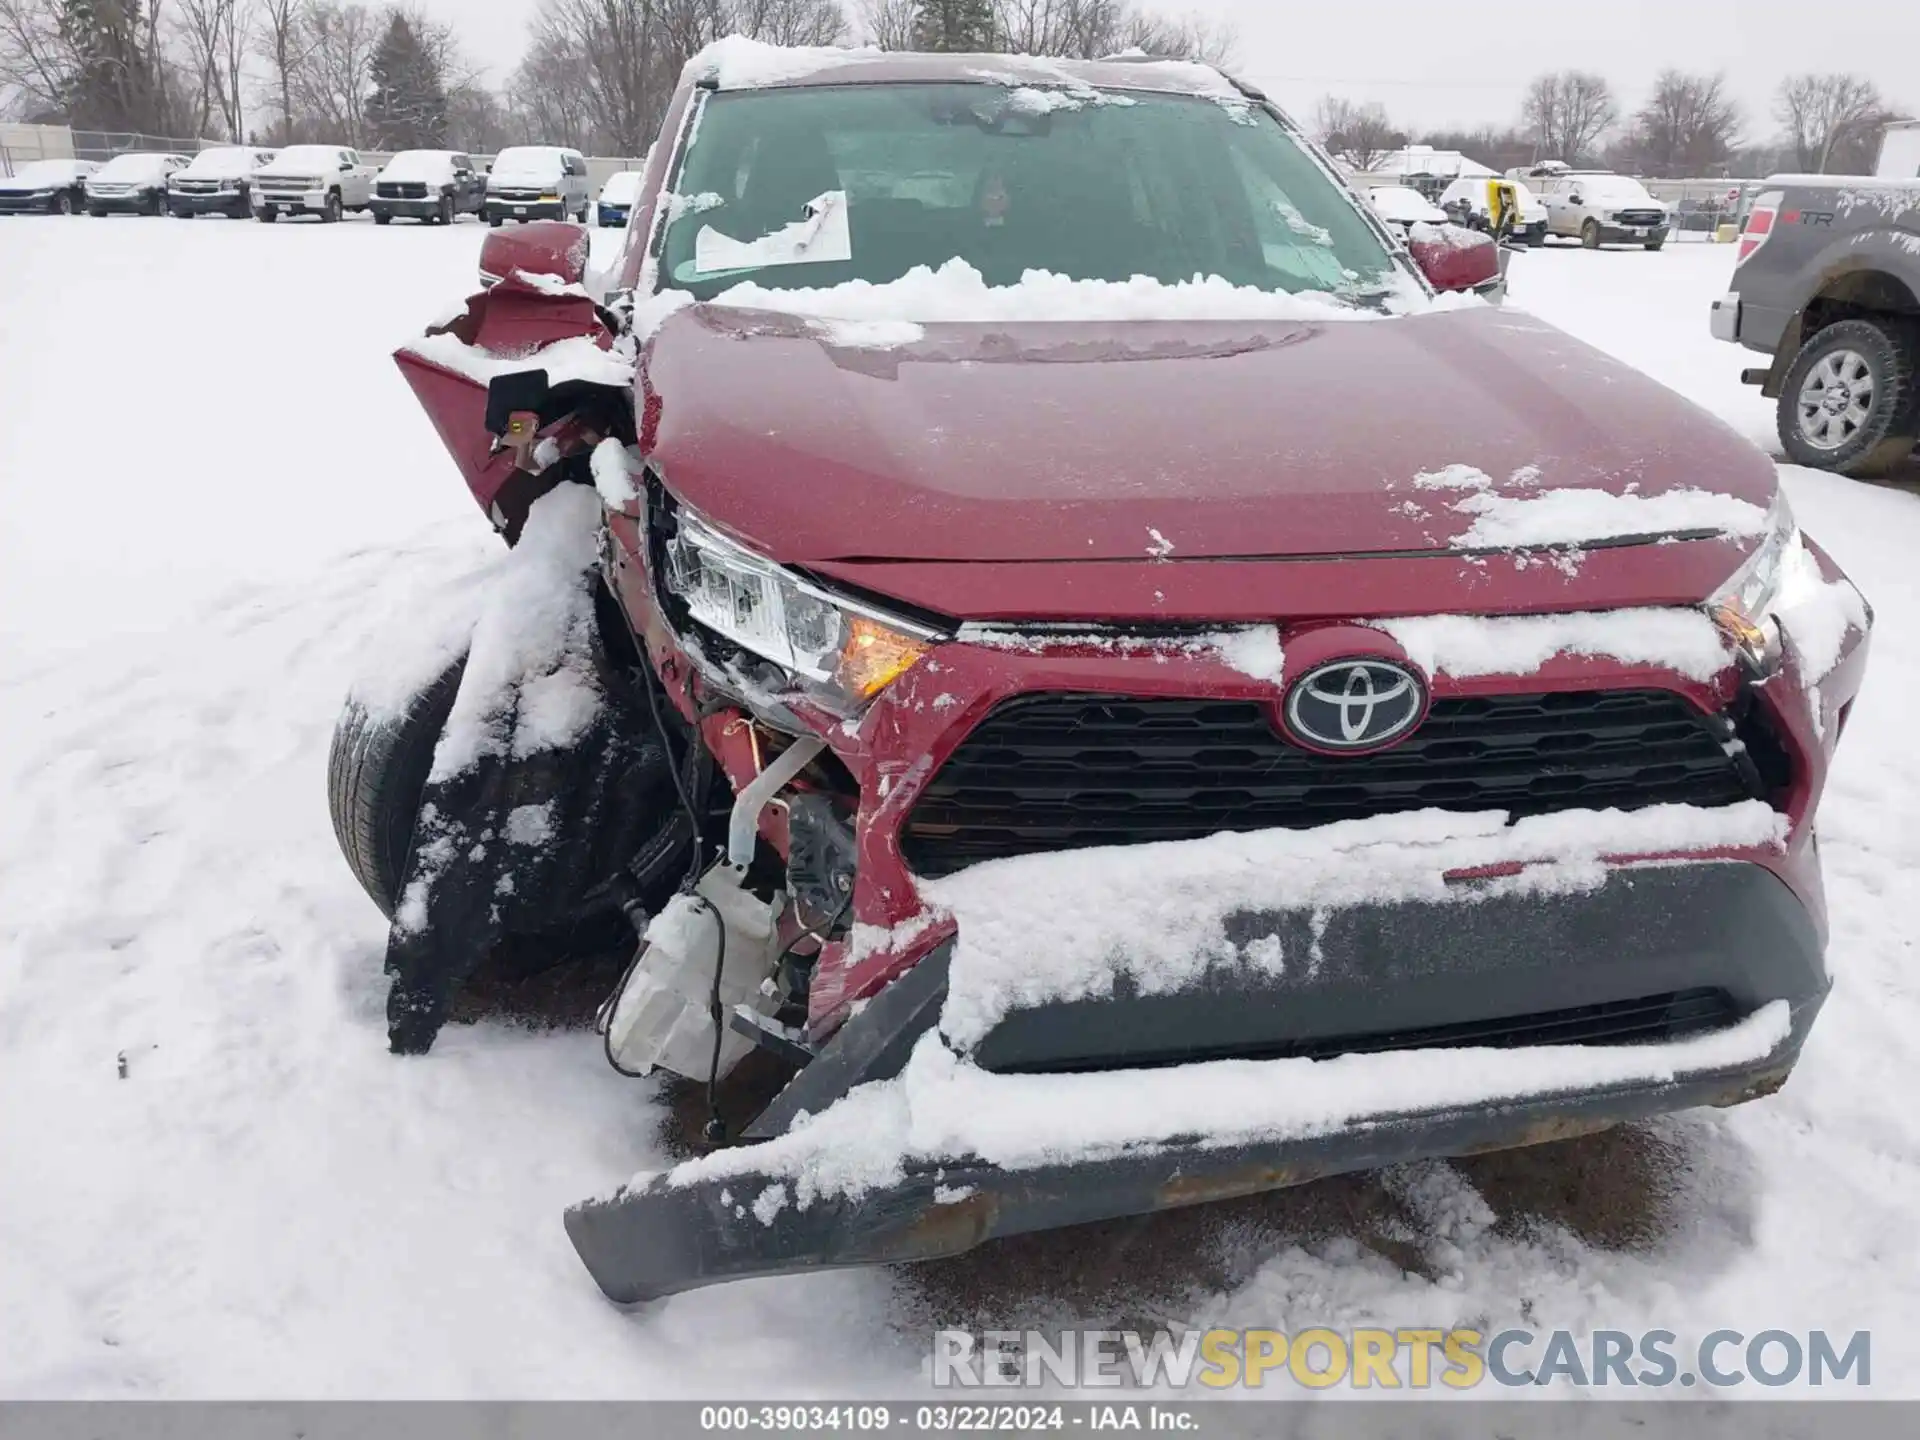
[{"left": 642, "top": 303, "right": 1775, "bottom": 568}]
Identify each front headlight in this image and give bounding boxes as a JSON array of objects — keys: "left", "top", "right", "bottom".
[
  {"left": 1707, "top": 489, "right": 1797, "bottom": 673},
  {"left": 664, "top": 509, "right": 940, "bottom": 709}
]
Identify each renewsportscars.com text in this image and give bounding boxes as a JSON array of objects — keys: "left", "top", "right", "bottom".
[{"left": 932, "top": 1328, "right": 1871, "bottom": 1390}]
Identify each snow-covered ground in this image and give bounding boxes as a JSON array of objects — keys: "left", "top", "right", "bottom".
[{"left": 2, "top": 218, "right": 1916, "bottom": 1397}]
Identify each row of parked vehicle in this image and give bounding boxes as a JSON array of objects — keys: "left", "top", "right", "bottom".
[
  {"left": 0, "top": 145, "right": 648, "bottom": 228},
  {"left": 1365, "top": 162, "right": 1676, "bottom": 252}
]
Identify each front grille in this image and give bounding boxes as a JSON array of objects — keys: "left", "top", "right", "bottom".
[
  {"left": 491, "top": 188, "right": 546, "bottom": 202},
  {"left": 903, "top": 690, "right": 1763, "bottom": 877},
  {"left": 1615, "top": 209, "right": 1666, "bottom": 226},
  {"left": 379, "top": 181, "right": 428, "bottom": 199},
  {"left": 173, "top": 180, "right": 218, "bottom": 193},
  {"left": 1004, "top": 989, "right": 1742, "bottom": 1074}
]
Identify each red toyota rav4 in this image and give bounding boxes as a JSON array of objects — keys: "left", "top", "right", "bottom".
[{"left": 335, "top": 44, "right": 1870, "bottom": 1304}]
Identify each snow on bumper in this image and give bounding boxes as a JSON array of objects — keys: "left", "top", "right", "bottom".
[
  {"left": 566, "top": 802, "right": 1822, "bottom": 1303},
  {"left": 566, "top": 991, "right": 1801, "bottom": 1304}
]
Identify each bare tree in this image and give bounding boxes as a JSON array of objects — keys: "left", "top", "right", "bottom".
[
  {"left": 1521, "top": 70, "right": 1618, "bottom": 165},
  {"left": 730, "top": 0, "right": 845, "bottom": 46},
  {"left": 987, "top": 2, "right": 1232, "bottom": 63},
  {"left": 1314, "top": 95, "right": 1403, "bottom": 171},
  {"left": 1627, "top": 69, "right": 1741, "bottom": 177},
  {"left": 290, "top": 1, "right": 377, "bottom": 144},
  {"left": 0, "top": 0, "right": 72, "bottom": 118},
  {"left": 175, "top": 0, "right": 253, "bottom": 139},
  {"left": 1118, "top": 8, "right": 1234, "bottom": 63},
  {"left": 857, "top": 0, "right": 918, "bottom": 48},
  {"left": 254, "top": 0, "right": 305, "bottom": 140},
  {"left": 1775, "top": 72, "right": 1887, "bottom": 174}
]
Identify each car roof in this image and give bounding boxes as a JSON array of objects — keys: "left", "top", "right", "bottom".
[{"left": 685, "top": 46, "right": 1249, "bottom": 101}]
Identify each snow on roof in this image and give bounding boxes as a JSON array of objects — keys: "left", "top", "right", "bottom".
[
  {"left": 380, "top": 150, "right": 462, "bottom": 182},
  {"left": 1372, "top": 147, "right": 1496, "bottom": 179},
  {"left": 179, "top": 147, "right": 263, "bottom": 178},
  {"left": 680, "top": 35, "right": 1243, "bottom": 100}
]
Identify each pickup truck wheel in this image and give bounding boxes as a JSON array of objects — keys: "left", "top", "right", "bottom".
[
  {"left": 53, "top": 192, "right": 73, "bottom": 215},
  {"left": 438, "top": 194, "right": 455, "bottom": 225},
  {"left": 1779, "top": 319, "right": 1920, "bottom": 477},
  {"left": 322, "top": 191, "right": 343, "bottom": 223},
  {"left": 257, "top": 207, "right": 277, "bottom": 223},
  {"left": 1644, "top": 238, "right": 1665, "bottom": 251},
  {"left": 374, "top": 211, "right": 391, "bottom": 225},
  {"left": 1581, "top": 219, "right": 1602, "bottom": 249}
]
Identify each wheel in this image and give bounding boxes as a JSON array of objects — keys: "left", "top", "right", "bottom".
[
  {"left": 488, "top": 211, "right": 502, "bottom": 228},
  {"left": 374, "top": 211, "right": 391, "bottom": 225},
  {"left": 1581, "top": 219, "right": 1602, "bottom": 249},
  {"left": 438, "top": 194, "right": 455, "bottom": 226},
  {"left": 87, "top": 206, "right": 104, "bottom": 217},
  {"left": 257, "top": 207, "right": 278, "bottom": 223},
  {"left": 1644, "top": 239, "right": 1665, "bottom": 251},
  {"left": 53, "top": 191, "right": 73, "bottom": 215},
  {"left": 328, "top": 657, "right": 466, "bottom": 919},
  {"left": 171, "top": 207, "right": 191, "bottom": 219},
  {"left": 322, "top": 191, "right": 343, "bottom": 223},
  {"left": 1777, "top": 318, "right": 1920, "bottom": 477}
]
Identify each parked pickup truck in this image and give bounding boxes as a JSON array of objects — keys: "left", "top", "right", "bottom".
[
  {"left": 251, "top": 144, "right": 377, "bottom": 222},
  {"left": 1713, "top": 177, "right": 1920, "bottom": 476}
]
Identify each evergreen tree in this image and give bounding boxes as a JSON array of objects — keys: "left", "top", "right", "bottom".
[
  {"left": 911, "top": 0, "right": 995, "bottom": 53},
  {"left": 58, "top": 0, "right": 164, "bottom": 132},
  {"left": 367, "top": 12, "right": 448, "bottom": 151}
]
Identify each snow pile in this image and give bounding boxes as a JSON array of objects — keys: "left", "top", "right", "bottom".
[
  {"left": 682, "top": 35, "right": 884, "bottom": 90},
  {"left": 401, "top": 330, "right": 632, "bottom": 389},
  {"left": 695, "top": 190, "right": 852, "bottom": 275},
  {"left": 1381, "top": 608, "right": 1732, "bottom": 682},
  {"left": 1776, "top": 538, "right": 1871, "bottom": 680},
  {"left": 427, "top": 485, "right": 604, "bottom": 782},
  {"left": 925, "top": 801, "right": 1784, "bottom": 1052},
  {"left": 590, "top": 436, "right": 640, "bottom": 507},
  {"left": 657, "top": 1002, "right": 1791, "bottom": 1214},
  {"left": 708, "top": 257, "right": 1404, "bottom": 325}
]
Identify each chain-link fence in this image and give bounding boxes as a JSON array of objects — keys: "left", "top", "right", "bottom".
[{"left": 1643, "top": 179, "right": 1767, "bottom": 242}]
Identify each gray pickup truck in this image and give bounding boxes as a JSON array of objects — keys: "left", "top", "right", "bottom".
[{"left": 1711, "top": 176, "right": 1920, "bottom": 475}]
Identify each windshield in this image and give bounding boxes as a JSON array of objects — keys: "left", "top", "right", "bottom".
[
  {"left": 601, "top": 171, "right": 644, "bottom": 204},
  {"left": 270, "top": 146, "right": 345, "bottom": 173},
  {"left": 5, "top": 160, "right": 79, "bottom": 185},
  {"left": 658, "top": 84, "right": 1398, "bottom": 303},
  {"left": 95, "top": 154, "right": 170, "bottom": 181},
  {"left": 182, "top": 148, "right": 260, "bottom": 178},
  {"left": 493, "top": 147, "right": 564, "bottom": 181},
  {"left": 383, "top": 150, "right": 458, "bottom": 181}
]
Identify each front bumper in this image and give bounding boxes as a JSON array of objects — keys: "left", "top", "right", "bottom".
[
  {"left": 566, "top": 860, "right": 1825, "bottom": 1302},
  {"left": 373, "top": 197, "right": 446, "bottom": 218},
  {"left": 253, "top": 190, "right": 329, "bottom": 213},
  {"left": 597, "top": 204, "right": 630, "bottom": 227},
  {"left": 489, "top": 198, "right": 566, "bottom": 220},
  {"left": 1598, "top": 221, "right": 1670, "bottom": 245},
  {"left": 84, "top": 192, "right": 157, "bottom": 213},
  {"left": 168, "top": 190, "right": 247, "bottom": 214},
  {"left": 0, "top": 193, "right": 60, "bottom": 213}
]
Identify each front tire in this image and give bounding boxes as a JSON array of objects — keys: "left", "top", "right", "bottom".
[
  {"left": 328, "top": 658, "right": 466, "bottom": 919},
  {"left": 257, "top": 206, "right": 278, "bottom": 223},
  {"left": 54, "top": 191, "right": 73, "bottom": 215},
  {"left": 1777, "top": 318, "right": 1920, "bottom": 477},
  {"left": 374, "top": 211, "right": 391, "bottom": 225},
  {"left": 322, "top": 191, "right": 343, "bottom": 223},
  {"left": 1581, "top": 219, "right": 1602, "bottom": 249}
]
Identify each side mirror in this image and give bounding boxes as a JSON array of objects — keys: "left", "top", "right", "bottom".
[
  {"left": 1569, "top": 193, "right": 1583, "bottom": 206},
  {"left": 478, "top": 219, "right": 588, "bottom": 290},
  {"left": 1408, "top": 224, "right": 1501, "bottom": 294}
]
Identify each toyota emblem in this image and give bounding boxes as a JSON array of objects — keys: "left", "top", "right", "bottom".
[{"left": 1283, "top": 659, "right": 1427, "bottom": 752}]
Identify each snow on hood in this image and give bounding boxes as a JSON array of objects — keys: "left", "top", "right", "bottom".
[
  {"left": 489, "top": 147, "right": 570, "bottom": 183},
  {"left": 0, "top": 159, "right": 87, "bottom": 189},
  {"left": 179, "top": 148, "right": 262, "bottom": 179},
  {"left": 380, "top": 150, "right": 460, "bottom": 183},
  {"left": 597, "top": 170, "right": 644, "bottom": 205},
  {"left": 262, "top": 145, "right": 345, "bottom": 175},
  {"left": 1368, "top": 186, "right": 1448, "bottom": 224},
  {"left": 1380, "top": 608, "right": 1732, "bottom": 682},
  {"left": 703, "top": 257, "right": 1430, "bottom": 330},
  {"left": 1407, "top": 462, "right": 1770, "bottom": 550},
  {"left": 91, "top": 153, "right": 173, "bottom": 182}
]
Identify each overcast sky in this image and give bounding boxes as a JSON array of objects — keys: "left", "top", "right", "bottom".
[{"left": 422, "top": 0, "right": 1920, "bottom": 137}]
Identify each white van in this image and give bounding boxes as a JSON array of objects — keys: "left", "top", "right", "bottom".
[{"left": 485, "top": 146, "right": 591, "bottom": 225}]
